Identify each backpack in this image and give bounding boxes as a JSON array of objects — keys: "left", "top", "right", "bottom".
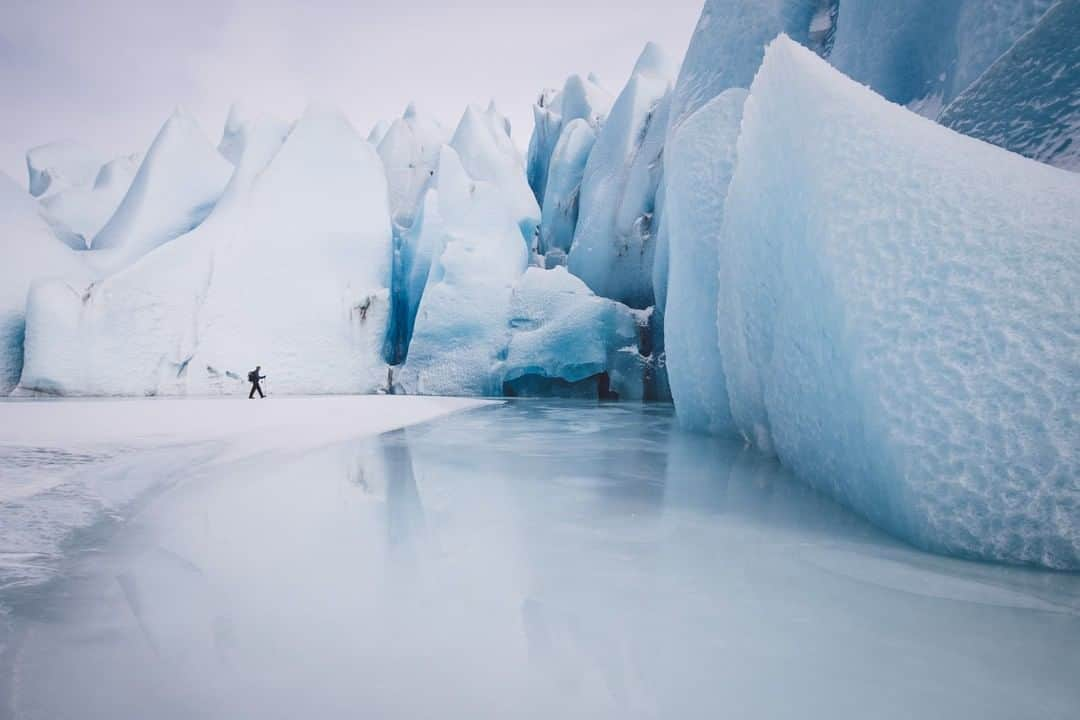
[{"left": 248, "top": 370, "right": 257, "bottom": 383}]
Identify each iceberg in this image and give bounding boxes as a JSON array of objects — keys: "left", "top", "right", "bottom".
[
  {"left": 90, "top": 109, "right": 233, "bottom": 267},
  {"left": 939, "top": 0, "right": 1080, "bottom": 172},
  {"left": 502, "top": 266, "right": 646, "bottom": 400},
  {"left": 537, "top": 118, "right": 596, "bottom": 259},
  {"left": 25, "top": 140, "right": 107, "bottom": 198},
  {"left": 567, "top": 43, "right": 674, "bottom": 309},
  {"left": 710, "top": 36, "right": 1080, "bottom": 568},
  {"left": 377, "top": 103, "right": 446, "bottom": 228},
  {"left": 0, "top": 172, "right": 87, "bottom": 393},
  {"left": 450, "top": 103, "right": 539, "bottom": 244},
  {"left": 396, "top": 146, "right": 528, "bottom": 395},
  {"left": 663, "top": 88, "right": 747, "bottom": 435},
  {"left": 18, "top": 106, "right": 393, "bottom": 396},
  {"left": 38, "top": 152, "right": 141, "bottom": 248},
  {"left": 526, "top": 73, "right": 612, "bottom": 206}
]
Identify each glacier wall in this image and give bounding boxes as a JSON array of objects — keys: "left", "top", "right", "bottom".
[
  {"left": 18, "top": 106, "right": 393, "bottom": 396},
  {"left": 703, "top": 37, "right": 1079, "bottom": 568}
]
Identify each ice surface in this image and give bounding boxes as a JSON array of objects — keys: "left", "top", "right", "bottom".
[
  {"left": 18, "top": 105, "right": 394, "bottom": 396},
  {"left": 828, "top": 0, "right": 1053, "bottom": 115},
  {"left": 502, "top": 267, "right": 644, "bottom": 399},
  {"left": 939, "top": 0, "right": 1080, "bottom": 172},
  {"left": 663, "top": 88, "right": 746, "bottom": 435},
  {"left": 25, "top": 140, "right": 107, "bottom": 198},
  {"left": 713, "top": 36, "right": 1080, "bottom": 568},
  {"left": 0, "top": 395, "right": 487, "bottom": 595},
  {"left": 537, "top": 119, "right": 595, "bottom": 257},
  {"left": 90, "top": 109, "right": 233, "bottom": 267},
  {"left": 450, "top": 103, "right": 539, "bottom": 243},
  {"left": 526, "top": 73, "right": 612, "bottom": 206},
  {"left": 0, "top": 173, "right": 87, "bottom": 394},
  {"left": 38, "top": 152, "right": 141, "bottom": 248},
  {"left": 4, "top": 400, "right": 1078, "bottom": 719},
  {"left": 397, "top": 146, "right": 528, "bottom": 395},
  {"left": 567, "top": 43, "right": 673, "bottom": 309}
]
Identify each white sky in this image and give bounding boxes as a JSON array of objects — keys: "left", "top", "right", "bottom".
[{"left": 0, "top": 0, "right": 704, "bottom": 185}]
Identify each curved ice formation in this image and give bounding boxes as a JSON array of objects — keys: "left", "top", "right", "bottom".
[
  {"left": 39, "top": 152, "right": 141, "bottom": 248},
  {"left": 19, "top": 106, "right": 393, "bottom": 396},
  {"left": 567, "top": 43, "right": 674, "bottom": 309},
  {"left": 939, "top": 0, "right": 1080, "bottom": 172},
  {"left": 537, "top": 118, "right": 596, "bottom": 258},
  {"left": 0, "top": 172, "right": 87, "bottom": 393},
  {"left": 450, "top": 103, "right": 539, "bottom": 243},
  {"left": 711, "top": 36, "right": 1080, "bottom": 568},
  {"left": 90, "top": 110, "right": 233, "bottom": 266},
  {"left": 526, "top": 73, "right": 612, "bottom": 205},
  {"left": 502, "top": 266, "right": 643, "bottom": 399},
  {"left": 664, "top": 88, "right": 746, "bottom": 435},
  {"left": 397, "top": 146, "right": 529, "bottom": 396},
  {"left": 25, "top": 140, "right": 107, "bottom": 198}
]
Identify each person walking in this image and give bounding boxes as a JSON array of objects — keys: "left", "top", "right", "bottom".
[{"left": 248, "top": 366, "right": 266, "bottom": 399}]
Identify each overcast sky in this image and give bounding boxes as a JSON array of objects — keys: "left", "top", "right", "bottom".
[{"left": 0, "top": 0, "right": 703, "bottom": 185}]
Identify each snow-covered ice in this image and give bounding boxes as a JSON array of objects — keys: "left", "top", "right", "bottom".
[
  {"left": 2, "top": 400, "right": 1077, "bottom": 719},
  {"left": 0, "top": 173, "right": 87, "bottom": 395},
  {"left": 25, "top": 140, "right": 107, "bottom": 198},
  {"left": 38, "top": 152, "right": 141, "bottom": 248},
  {"left": 18, "top": 105, "right": 393, "bottom": 397},
  {"left": 710, "top": 36, "right": 1080, "bottom": 568},
  {"left": 90, "top": 109, "right": 233, "bottom": 267}
]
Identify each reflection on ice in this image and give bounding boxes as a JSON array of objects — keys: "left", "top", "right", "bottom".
[{"left": 5, "top": 400, "right": 1079, "bottom": 719}]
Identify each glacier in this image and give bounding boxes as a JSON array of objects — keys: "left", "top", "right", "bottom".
[
  {"left": 939, "top": 0, "right": 1080, "bottom": 171},
  {"left": 707, "top": 36, "right": 1079, "bottom": 568},
  {"left": 566, "top": 43, "right": 673, "bottom": 310},
  {"left": 526, "top": 72, "right": 611, "bottom": 208},
  {"left": 18, "top": 106, "right": 392, "bottom": 396}
]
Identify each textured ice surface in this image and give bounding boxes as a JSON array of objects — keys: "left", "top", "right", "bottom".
[
  {"left": 38, "top": 152, "right": 141, "bottom": 248},
  {"left": 939, "top": 0, "right": 1080, "bottom": 172},
  {"left": 715, "top": 37, "right": 1080, "bottom": 568},
  {"left": 664, "top": 88, "right": 746, "bottom": 435},
  {"left": 0, "top": 173, "right": 87, "bottom": 394},
  {"left": 25, "top": 140, "right": 107, "bottom": 198},
  {"left": 567, "top": 43, "right": 673, "bottom": 309},
  {"left": 828, "top": 0, "right": 1053, "bottom": 115},
  {"left": 397, "top": 146, "right": 528, "bottom": 395},
  {"left": 526, "top": 73, "right": 611, "bottom": 206},
  {"left": 537, "top": 119, "right": 595, "bottom": 257},
  {"left": 18, "top": 106, "right": 393, "bottom": 396},
  {"left": 90, "top": 110, "right": 233, "bottom": 267},
  {"left": 502, "top": 267, "right": 643, "bottom": 399},
  {"left": 450, "top": 103, "right": 539, "bottom": 243}
]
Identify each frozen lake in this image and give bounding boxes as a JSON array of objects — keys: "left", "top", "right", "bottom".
[{"left": 2, "top": 399, "right": 1078, "bottom": 719}]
